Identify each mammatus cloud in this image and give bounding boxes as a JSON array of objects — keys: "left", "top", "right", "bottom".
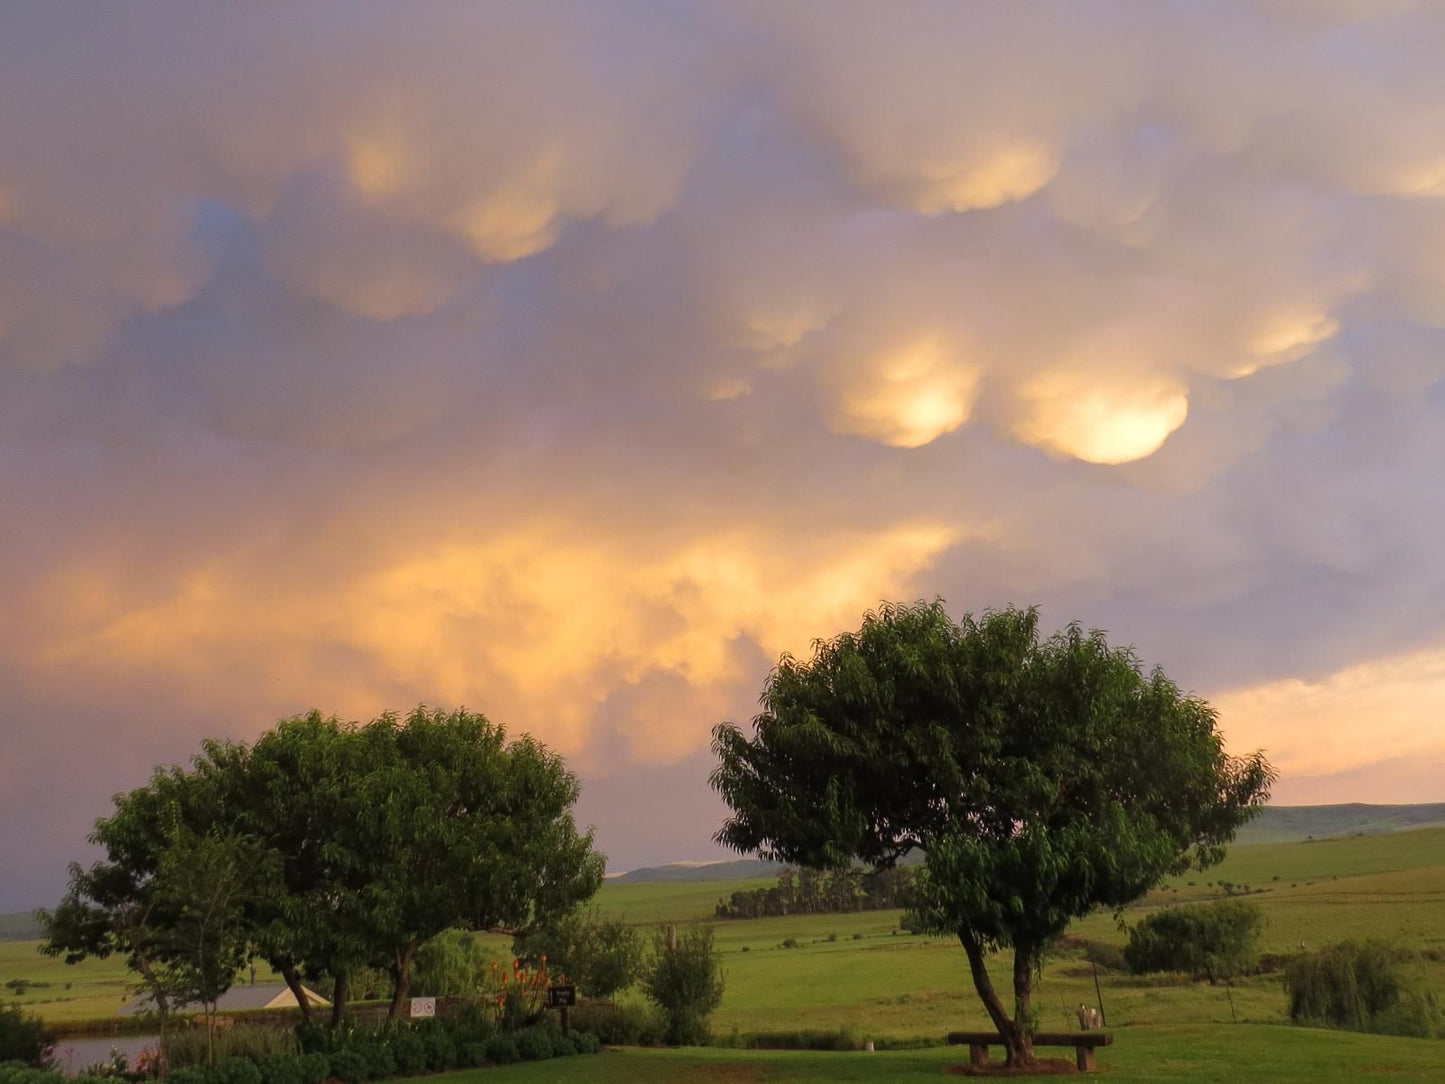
[{"left": 2, "top": 2, "right": 1445, "bottom": 906}]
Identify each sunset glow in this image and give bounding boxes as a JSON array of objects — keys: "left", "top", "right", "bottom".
[{"left": 2, "top": 2, "right": 1444, "bottom": 909}]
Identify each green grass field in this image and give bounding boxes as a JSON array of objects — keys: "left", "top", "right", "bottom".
[
  {"left": 404, "top": 1026, "right": 1445, "bottom": 1082},
  {"left": 6, "top": 825, "right": 1443, "bottom": 1076}
]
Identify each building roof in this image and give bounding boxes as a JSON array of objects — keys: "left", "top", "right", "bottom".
[{"left": 117, "top": 982, "right": 330, "bottom": 1016}]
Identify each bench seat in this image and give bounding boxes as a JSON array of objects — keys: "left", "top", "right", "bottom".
[{"left": 946, "top": 1030, "right": 1113, "bottom": 1072}]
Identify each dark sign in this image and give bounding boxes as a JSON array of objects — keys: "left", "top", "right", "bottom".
[{"left": 546, "top": 984, "right": 577, "bottom": 1008}]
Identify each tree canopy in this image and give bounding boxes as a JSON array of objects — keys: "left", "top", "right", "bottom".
[
  {"left": 711, "top": 601, "right": 1274, "bottom": 1066},
  {"left": 42, "top": 706, "right": 604, "bottom": 1025}
]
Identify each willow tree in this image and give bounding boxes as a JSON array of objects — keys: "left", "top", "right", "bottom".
[{"left": 711, "top": 602, "right": 1273, "bottom": 1067}]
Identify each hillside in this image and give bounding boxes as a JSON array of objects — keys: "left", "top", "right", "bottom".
[
  {"left": 0, "top": 911, "right": 41, "bottom": 942},
  {"left": 1234, "top": 802, "right": 1445, "bottom": 844},
  {"left": 611, "top": 858, "right": 779, "bottom": 883}
]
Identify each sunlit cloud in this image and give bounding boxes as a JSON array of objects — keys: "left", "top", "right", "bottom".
[
  {"left": 4, "top": 0, "right": 1445, "bottom": 905},
  {"left": 1013, "top": 370, "right": 1190, "bottom": 465}
]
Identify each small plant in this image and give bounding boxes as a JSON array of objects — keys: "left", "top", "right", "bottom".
[
  {"left": 781, "top": 938, "right": 798, "bottom": 949},
  {"left": 644, "top": 924, "right": 726, "bottom": 1046}
]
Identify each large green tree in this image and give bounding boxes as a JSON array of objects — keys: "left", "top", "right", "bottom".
[
  {"left": 711, "top": 602, "right": 1274, "bottom": 1067},
  {"left": 42, "top": 706, "right": 604, "bottom": 1027}
]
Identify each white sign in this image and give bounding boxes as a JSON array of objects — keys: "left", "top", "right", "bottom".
[{"left": 409, "top": 997, "right": 436, "bottom": 1019}]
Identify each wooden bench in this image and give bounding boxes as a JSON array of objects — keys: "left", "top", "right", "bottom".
[{"left": 946, "top": 1030, "right": 1113, "bottom": 1072}]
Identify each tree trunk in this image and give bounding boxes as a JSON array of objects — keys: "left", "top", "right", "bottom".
[
  {"left": 330, "top": 971, "right": 349, "bottom": 1028},
  {"left": 958, "top": 932, "right": 1032, "bottom": 1067},
  {"left": 280, "top": 963, "right": 311, "bottom": 1024},
  {"left": 1011, "top": 943, "right": 1037, "bottom": 1066},
  {"left": 387, "top": 941, "right": 418, "bottom": 1021}
]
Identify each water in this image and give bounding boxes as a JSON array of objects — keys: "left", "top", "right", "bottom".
[{"left": 49, "top": 1035, "right": 158, "bottom": 1077}]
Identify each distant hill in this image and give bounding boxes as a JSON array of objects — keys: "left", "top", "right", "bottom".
[
  {"left": 612, "top": 859, "right": 780, "bottom": 883},
  {"left": 0, "top": 910, "right": 43, "bottom": 942},
  {"left": 1234, "top": 803, "right": 1445, "bottom": 845}
]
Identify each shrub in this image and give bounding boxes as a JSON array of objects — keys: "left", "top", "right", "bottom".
[
  {"left": 359, "top": 1041, "right": 394, "bottom": 1080},
  {"left": 780, "top": 938, "right": 798, "bottom": 949},
  {"left": 296, "top": 1052, "right": 329, "bottom": 1084},
  {"left": 458, "top": 1043, "right": 488, "bottom": 1068},
  {"left": 0, "top": 1067, "right": 63, "bottom": 1084},
  {"left": 388, "top": 1032, "right": 427, "bottom": 1076},
  {"left": 1125, "top": 900, "right": 1265, "bottom": 983},
  {"left": 514, "top": 911, "right": 646, "bottom": 1001},
  {"left": 326, "top": 1049, "right": 369, "bottom": 1084},
  {"left": 644, "top": 924, "right": 726, "bottom": 1046},
  {"left": 422, "top": 1026, "right": 456, "bottom": 1071},
  {"left": 570, "top": 1031, "right": 601, "bottom": 1055},
  {"left": 445, "top": 1001, "right": 495, "bottom": 1047},
  {"left": 211, "top": 1057, "right": 262, "bottom": 1084},
  {"left": 514, "top": 1028, "right": 553, "bottom": 1061},
  {"left": 567, "top": 1002, "right": 665, "bottom": 1046},
  {"left": 168, "top": 1067, "right": 213, "bottom": 1084},
  {"left": 256, "top": 1053, "right": 307, "bottom": 1084},
  {"left": 1286, "top": 940, "right": 1442, "bottom": 1038},
  {"left": 0, "top": 1006, "right": 49, "bottom": 1067},
  {"left": 483, "top": 1036, "right": 519, "bottom": 1065}
]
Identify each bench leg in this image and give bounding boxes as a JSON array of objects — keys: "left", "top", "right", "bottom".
[
  {"left": 970, "top": 1043, "right": 989, "bottom": 1069},
  {"left": 1075, "top": 1045, "right": 1096, "bottom": 1072}
]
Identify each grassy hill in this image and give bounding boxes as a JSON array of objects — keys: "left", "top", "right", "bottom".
[
  {"left": 610, "top": 858, "right": 779, "bottom": 883},
  {"left": 0, "top": 910, "right": 42, "bottom": 942},
  {"left": 1236, "top": 803, "right": 1445, "bottom": 844}
]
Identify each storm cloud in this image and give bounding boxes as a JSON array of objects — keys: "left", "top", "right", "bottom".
[{"left": 2, "top": 2, "right": 1444, "bottom": 909}]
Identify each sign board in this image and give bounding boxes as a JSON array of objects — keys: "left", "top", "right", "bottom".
[
  {"left": 409, "top": 997, "right": 436, "bottom": 1019},
  {"left": 545, "top": 984, "right": 576, "bottom": 1009}
]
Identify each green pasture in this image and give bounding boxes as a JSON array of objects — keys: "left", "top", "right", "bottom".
[
  {"left": 5, "top": 827, "right": 1443, "bottom": 1054},
  {"left": 411, "top": 1025, "right": 1445, "bottom": 1081}
]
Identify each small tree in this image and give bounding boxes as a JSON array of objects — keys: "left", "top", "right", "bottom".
[
  {"left": 643, "top": 924, "right": 725, "bottom": 1046},
  {"left": 513, "top": 910, "right": 644, "bottom": 1001},
  {"left": 1124, "top": 900, "right": 1265, "bottom": 983},
  {"left": 712, "top": 602, "right": 1274, "bottom": 1066},
  {"left": 411, "top": 929, "right": 491, "bottom": 997}
]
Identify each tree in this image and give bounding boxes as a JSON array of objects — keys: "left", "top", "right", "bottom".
[
  {"left": 513, "top": 910, "right": 644, "bottom": 1000},
  {"left": 411, "top": 928, "right": 491, "bottom": 997},
  {"left": 711, "top": 602, "right": 1274, "bottom": 1067},
  {"left": 41, "top": 705, "right": 605, "bottom": 1029},
  {"left": 1124, "top": 900, "right": 1265, "bottom": 984},
  {"left": 643, "top": 924, "right": 725, "bottom": 1046}
]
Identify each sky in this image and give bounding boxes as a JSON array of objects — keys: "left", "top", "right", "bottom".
[{"left": 3, "top": 1, "right": 1445, "bottom": 912}]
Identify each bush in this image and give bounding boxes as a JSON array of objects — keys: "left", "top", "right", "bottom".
[
  {"left": 570, "top": 1031, "right": 601, "bottom": 1055},
  {"left": 256, "top": 1053, "right": 307, "bottom": 1084},
  {"left": 444, "top": 1001, "right": 495, "bottom": 1047},
  {"left": 458, "top": 1043, "right": 488, "bottom": 1068},
  {"left": 483, "top": 1036, "right": 519, "bottom": 1065},
  {"left": 1125, "top": 900, "right": 1265, "bottom": 983},
  {"left": 211, "top": 1056, "right": 262, "bottom": 1084},
  {"left": 644, "top": 924, "right": 725, "bottom": 1046},
  {"left": 0, "top": 1067, "right": 63, "bottom": 1084},
  {"left": 326, "top": 1049, "right": 370, "bottom": 1084},
  {"left": 422, "top": 1026, "right": 455, "bottom": 1071},
  {"left": 513, "top": 910, "right": 646, "bottom": 1001},
  {"left": 0, "top": 1006, "right": 49, "bottom": 1067},
  {"left": 387, "top": 1032, "right": 427, "bottom": 1076},
  {"left": 720, "top": 1028, "right": 858, "bottom": 1050},
  {"left": 567, "top": 1002, "right": 665, "bottom": 1046},
  {"left": 359, "top": 1041, "right": 394, "bottom": 1080},
  {"left": 514, "top": 1028, "right": 554, "bottom": 1061},
  {"left": 1286, "top": 940, "right": 1442, "bottom": 1038},
  {"left": 296, "top": 1052, "right": 328, "bottom": 1084},
  {"left": 168, "top": 1067, "right": 213, "bottom": 1084}
]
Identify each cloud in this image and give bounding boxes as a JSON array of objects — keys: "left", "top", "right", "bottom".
[{"left": 4, "top": 1, "right": 1445, "bottom": 907}]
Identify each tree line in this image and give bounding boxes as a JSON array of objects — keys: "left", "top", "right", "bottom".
[
  {"left": 713, "top": 865, "right": 913, "bottom": 919},
  {"left": 40, "top": 708, "right": 602, "bottom": 1044}
]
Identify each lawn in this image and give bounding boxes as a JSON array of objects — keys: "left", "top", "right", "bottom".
[{"left": 406, "top": 1025, "right": 1445, "bottom": 1082}]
